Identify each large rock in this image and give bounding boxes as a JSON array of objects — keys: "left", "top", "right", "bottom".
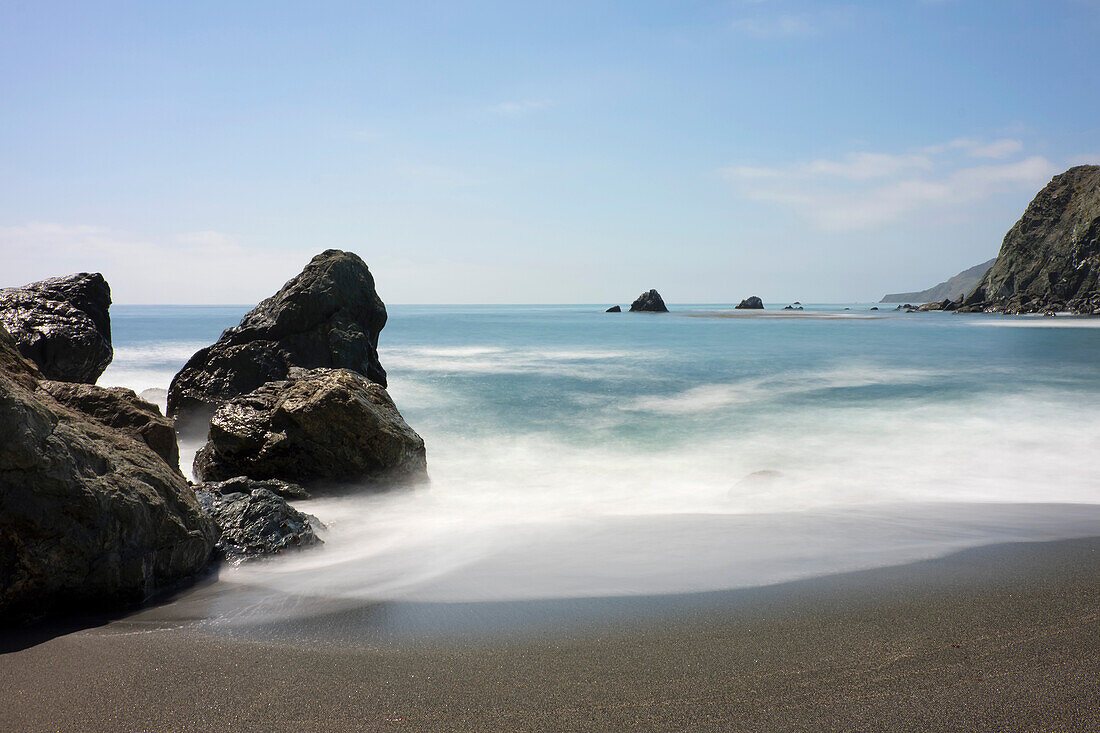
[
  {"left": 881, "top": 259, "right": 996, "bottom": 304},
  {"left": 629, "top": 290, "right": 668, "bottom": 312},
  {"left": 0, "top": 326, "right": 215, "bottom": 624},
  {"left": 963, "top": 165, "right": 1100, "bottom": 314},
  {"left": 0, "top": 273, "right": 112, "bottom": 383},
  {"left": 735, "top": 296, "right": 764, "bottom": 310},
  {"left": 37, "top": 381, "right": 180, "bottom": 470},
  {"left": 193, "top": 367, "right": 428, "bottom": 489},
  {"left": 196, "top": 484, "right": 321, "bottom": 561},
  {"left": 167, "top": 250, "right": 388, "bottom": 432}
]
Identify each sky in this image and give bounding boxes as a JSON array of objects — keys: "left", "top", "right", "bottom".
[{"left": 2, "top": 0, "right": 1099, "bottom": 304}]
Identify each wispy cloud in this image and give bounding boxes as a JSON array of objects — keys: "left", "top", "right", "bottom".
[{"left": 720, "top": 140, "right": 1057, "bottom": 231}]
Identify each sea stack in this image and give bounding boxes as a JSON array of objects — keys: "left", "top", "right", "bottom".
[
  {"left": 605, "top": 305, "right": 622, "bottom": 313},
  {"left": 0, "top": 272, "right": 113, "bottom": 383},
  {"left": 961, "top": 165, "right": 1100, "bottom": 314},
  {"left": 629, "top": 289, "right": 669, "bottom": 312},
  {"left": 735, "top": 296, "right": 764, "bottom": 310},
  {"left": 167, "top": 249, "right": 388, "bottom": 432}
]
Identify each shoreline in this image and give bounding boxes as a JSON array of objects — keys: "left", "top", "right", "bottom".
[{"left": 3, "top": 536, "right": 1097, "bottom": 731}]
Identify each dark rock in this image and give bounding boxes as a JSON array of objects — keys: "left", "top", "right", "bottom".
[
  {"left": 869, "top": 307, "right": 879, "bottom": 311},
  {"left": 965, "top": 166, "right": 1100, "bottom": 315},
  {"left": 783, "top": 305, "right": 794, "bottom": 310},
  {"left": 793, "top": 302, "right": 801, "bottom": 305},
  {"left": 200, "top": 475, "right": 310, "bottom": 500},
  {"left": 193, "top": 367, "right": 428, "bottom": 490},
  {"left": 605, "top": 305, "right": 622, "bottom": 313},
  {"left": 735, "top": 296, "right": 764, "bottom": 310},
  {"left": 0, "top": 273, "right": 112, "bottom": 383},
  {"left": 0, "top": 326, "right": 215, "bottom": 624},
  {"left": 167, "top": 250, "right": 388, "bottom": 432},
  {"left": 37, "top": 381, "right": 180, "bottom": 471},
  {"left": 629, "top": 290, "right": 669, "bottom": 313},
  {"left": 196, "top": 486, "right": 321, "bottom": 560}
]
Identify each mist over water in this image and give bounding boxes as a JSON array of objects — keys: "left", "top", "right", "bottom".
[{"left": 102, "top": 305, "right": 1100, "bottom": 627}]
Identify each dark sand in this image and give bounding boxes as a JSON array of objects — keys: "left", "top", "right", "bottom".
[{"left": 2, "top": 537, "right": 1098, "bottom": 732}]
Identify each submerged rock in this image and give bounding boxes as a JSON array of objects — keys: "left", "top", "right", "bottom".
[
  {"left": 193, "top": 367, "right": 428, "bottom": 490},
  {"left": 38, "top": 381, "right": 180, "bottom": 470},
  {"left": 605, "top": 305, "right": 622, "bottom": 313},
  {"left": 167, "top": 250, "right": 388, "bottom": 432},
  {"left": 963, "top": 165, "right": 1100, "bottom": 314},
  {"left": 197, "top": 486, "right": 321, "bottom": 560},
  {"left": 0, "top": 272, "right": 113, "bottom": 383},
  {"left": 0, "top": 326, "right": 215, "bottom": 624},
  {"left": 735, "top": 296, "right": 764, "bottom": 310},
  {"left": 629, "top": 290, "right": 669, "bottom": 313}
]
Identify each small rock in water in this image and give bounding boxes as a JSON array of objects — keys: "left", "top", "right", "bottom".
[
  {"left": 629, "top": 290, "right": 669, "bottom": 313},
  {"left": 605, "top": 305, "right": 622, "bottom": 313},
  {"left": 197, "top": 487, "right": 322, "bottom": 561},
  {"left": 735, "top": 296, "right": 764, "bottom": 310}
]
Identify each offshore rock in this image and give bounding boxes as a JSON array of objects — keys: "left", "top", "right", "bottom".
[
  {"left": 167, "top": 250, "right": 388, "bottom": 432},
  {"left": 964, "top": 166, "right": 1100, "bottom": 314},
  {"left": 605, "top": 305, "right": 622, "bottom": 313},
  {"left": 0, "top": 326, "right": 215, "bottom": 624},
  {"left": 629, "top": 290, "right": 669, "bottom": 313},
  {"left": 196, "top": 486, "right": 321, "bottom": 560},
  {"left": 0, "top": 272, "right": 113, "bottom": 383},
  {"left": 193, "top": 367, "right": 428, "bottom": 490},
  {"left": 735, "top": 296, "right": 764, "bottom": 310},
  {"left": 38, "top": 381, "right": 181, "bottom": 470}
]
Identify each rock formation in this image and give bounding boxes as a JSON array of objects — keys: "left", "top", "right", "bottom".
[
  {"left": 0, "top": 273, "right": 113, "bottom": 383},
  {"left": 196, "top": 484, "right": 321, "bottom": 560},
  {"left": 629, "top": 290, "right": 668, "bottom": 312},
  {"left": 37, "top": 381, "right": 180, "bottom": 470},
  {"left": 193, "top": 367, "right": 428, "bottom": 489},
  {"left": 881, "top": 259, "right": 996, "bottom": 304},
  {"left": 167, "top": 250, "right": 388, "bottom": 431},
  {"left": 198, "top": 475, "right": 310, "bottom": 500},
  {"left": 960, "top": 165, "right": 1100, "bottom": 314},
  {"left": 605, "top": 305, "right": 622, "bottom": 313},
  {"left": 0, "top": 325, "right": 215, "bottom": 624},
  {"left": 735, "top": 296, "right": 764, "bottom": 310}
]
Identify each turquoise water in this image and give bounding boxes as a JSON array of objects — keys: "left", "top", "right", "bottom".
[{"left": 101, "top": 304, "right": 1100, "bottom": 613}]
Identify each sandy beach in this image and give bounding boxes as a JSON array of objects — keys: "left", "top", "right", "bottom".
[{"left": 3, "top": 536, "right": 1097, "bottom": 732}]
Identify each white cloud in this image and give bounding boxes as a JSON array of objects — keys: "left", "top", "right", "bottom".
[{"left": 721, "top": 142, "right": 1057, "bottom": 231}]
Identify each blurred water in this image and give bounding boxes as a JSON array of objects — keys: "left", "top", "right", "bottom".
[{"left": 100, "top": 303, "right": 1100, "bottom": 620}]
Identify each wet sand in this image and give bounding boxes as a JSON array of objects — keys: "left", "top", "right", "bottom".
[{"left": 2, "top": 537, "right": 1098, "bottom": 732}]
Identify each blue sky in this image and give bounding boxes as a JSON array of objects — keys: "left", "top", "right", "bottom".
[{"left": 2, "top": 0, "right": 1098, "bottom": 303}]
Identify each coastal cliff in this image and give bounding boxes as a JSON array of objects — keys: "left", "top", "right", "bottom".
[{"left": 881, "top": 259, "right": 996, "bottom": 304}]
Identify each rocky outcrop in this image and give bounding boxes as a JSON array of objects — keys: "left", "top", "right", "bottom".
[
  {"left": 193, "top": 367, "right": 428, "bottom": 489},
  {"left": 629, "top": 290, "right": 668, "bottom": 312},
  {"left": 199, "top": 475, "right": 310, "bottom": 500},
  {"left": 881, "top": 259, "right": 996, "bottom": 304},
  {"left": 735, "top": 296, "right": 764, "bottom": 310},
  {"left": 37, "top": 381, "right": 180, "bottom": 470},
  {"left": 961, "top": 166, "right": 1100, "bottom": 314},
  {"left": 167, "top": 250, "right": 388, "bottom": 432},
  {"left": 605, "top": 305, "right": 622, "bottom": 313},
  {"left": 0, "top": 273, "right": 113, "bottom": 383},
  {"left": 196, "top": 484, "right": 321, "bottom": 560},
  {"left": 0, "top": 326, "right": 215, "bottom": 624}
]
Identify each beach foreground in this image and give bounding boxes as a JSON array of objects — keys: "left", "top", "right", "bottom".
[{"left": 2, "top": 537, "right": 1097, "bottom": 732}]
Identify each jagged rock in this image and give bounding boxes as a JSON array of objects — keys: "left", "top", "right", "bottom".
[
  {"left": 199, "top": 475, "right": 310, "bottom": 500},
  {"left": 37, "top": 381, "right": 180, "bottom": 470},
  {"left": 629, "top": 290, "right": 668, "bottom": 312},
  {"left": 193, "top": 367, "right": 428, "bottom": 490},
  {"left": 167, "top": 250, "right": 388, "bottom": 433},
  {"left": 735, "top": 296, "right": 764, "bottom": 310},
  {"left": 605, "top": 305, "right": 622, "bottom": 313},
  {"left": 0, "top": 273, "right": 112, "bottom": 383},
  {"left": 964, "top": 166, "right": 1100, "bottom": 314},
  {"left": 196, "top": 486, "right": 321, "bottom": 560},
  {"left": 0, "top": 326, "right": 215, "bottom": 624},
  {"left": 881, "top": 259, "right": 996, "bottom": 304}
]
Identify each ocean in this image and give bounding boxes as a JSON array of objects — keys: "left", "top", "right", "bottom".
[{"left": 100, "top": 304, "right": 1100, "bottom": 632}]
